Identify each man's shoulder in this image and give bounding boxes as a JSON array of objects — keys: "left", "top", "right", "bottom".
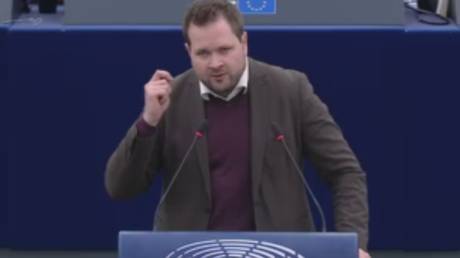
[
  {"left": 172, "top": 68, "right": 197, "bottom": 88},
  {"left": 169, "top": 68, "right": 199, "bottom": 99},
  {"left": 250, "top": 58, "right": 308, "bottom": 84}
]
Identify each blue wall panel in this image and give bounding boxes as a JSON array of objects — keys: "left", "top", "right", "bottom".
[
  {"left": 0, "top": 25, "right": 9, "bottom": 248},
  {"left": 6, "top": 29, "right": 182, "bottom": 249},
  {"left": 404, "top": 31, "right": 460, "bottom": 250},
  {"left": 6, "top": 26, "right": 408, "bottom": 250},
  {"left": 249, "top": 29, "right": 406, "bottom": 249},
  {"left": 4, "top": 24, "right": 460, "bottom": 251}
]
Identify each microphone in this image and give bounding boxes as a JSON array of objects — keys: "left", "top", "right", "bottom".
[
  {"left": 272, "top": 123, "right": 327, "bottom": 232},
  {"left": 154, "top": 121, "right": 207, "bottom": 227}
]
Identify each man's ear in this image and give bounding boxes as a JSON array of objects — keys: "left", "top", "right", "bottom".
[
  {"left": 241, "top": 31, "right": 248, "bottom": 44},
  {"left": 184, "top": 43, "right": 191, "bottom": 56},
  {"left": 241, "top": 31, "right": 248, "bottom": 55}
]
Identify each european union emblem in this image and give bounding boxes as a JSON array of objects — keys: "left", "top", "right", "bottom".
[{"left": 238, "top": 0, "right": 276, "bottom": 15}]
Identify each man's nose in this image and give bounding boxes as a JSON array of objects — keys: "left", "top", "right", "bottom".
[{"left": 208, "top": 54, "right": 223, "bottom": 69}]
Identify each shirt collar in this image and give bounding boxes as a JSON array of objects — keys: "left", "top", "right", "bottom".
[{"left": 199, "top": 58, "right": 249, "bottom": 101}]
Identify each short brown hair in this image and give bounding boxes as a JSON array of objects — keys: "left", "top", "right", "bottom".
[{"left": 183, "top": 0, "right": 245, "bottom": 45}]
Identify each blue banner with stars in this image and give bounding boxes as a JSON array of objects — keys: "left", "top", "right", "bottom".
[{"left": 238, "top": 0, "right": 277, "bottom": 15}]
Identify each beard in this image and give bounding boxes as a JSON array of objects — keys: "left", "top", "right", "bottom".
[{"left": 202, "top": 67, "right": 244, "bottom": 97}]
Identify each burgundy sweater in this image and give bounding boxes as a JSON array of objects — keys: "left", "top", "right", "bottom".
[
  {"left": 137, "top": 92, "right": 255, "bottom": 231},
  {"left": 204, "top": 92, "right": 255, "bottom": 231}
]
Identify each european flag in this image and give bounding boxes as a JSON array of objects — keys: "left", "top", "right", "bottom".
[{"left": 238, "top": 0, "right": 277, "bottom": 15}]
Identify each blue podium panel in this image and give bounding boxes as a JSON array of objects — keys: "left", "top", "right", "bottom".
[
  {"left": 403, "top": 28, "right": 460, "bottom": 250},
  {"left": 119, "top": 231, "right": 358, "bottom": 258},
  {"left": 0, "top": 24, "right": 8, "bottom": 248}
]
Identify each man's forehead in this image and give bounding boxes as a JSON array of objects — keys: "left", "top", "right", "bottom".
[
  {"left": 189, "top": 17, "right": 231, "bottom": 35},
  {"left": 188, "top": 20, "right": 239, "bottom": 48}
]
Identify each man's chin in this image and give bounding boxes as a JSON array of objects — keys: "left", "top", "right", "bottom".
[{"left": 208, "top": 83, "right": 233, "bottom": 94}]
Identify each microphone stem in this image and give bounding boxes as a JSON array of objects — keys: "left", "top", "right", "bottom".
[
  {"left": 157, "top": 135, "right": 200, "bottom": 211},
  {"left": 280, "top": 139, "right": 327, "bottom": 232}
]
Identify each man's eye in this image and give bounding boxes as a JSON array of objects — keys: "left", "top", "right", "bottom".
[
  {"left": 219, "top": 48, "right": 231, "bottom": 54},
  {"left": 197, "top": 51, "right": 210, "bottom": 57}
]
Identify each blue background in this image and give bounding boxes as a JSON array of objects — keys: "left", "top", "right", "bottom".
[
  {"left": 0, "top": 24, "right": 9, "bottom": 249},
  {"left": 1, "top": 23, "right": 460, "bottom": 251}
]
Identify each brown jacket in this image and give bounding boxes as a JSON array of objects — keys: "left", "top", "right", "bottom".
[{"left": 105, "top": 58, "right": 369, "bottom": 249}]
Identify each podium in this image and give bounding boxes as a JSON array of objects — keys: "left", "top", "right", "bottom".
[{"left": 119, "top": 231, "right": 358, "bottom": 258}]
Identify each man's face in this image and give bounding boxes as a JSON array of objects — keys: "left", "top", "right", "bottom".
[{"left": 186, "top": 16, "right": 248, "bottom": 95}]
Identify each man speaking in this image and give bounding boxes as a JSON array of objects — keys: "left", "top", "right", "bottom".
[{"left": 105, "top": 0, "right": 370, "bottom": 257}]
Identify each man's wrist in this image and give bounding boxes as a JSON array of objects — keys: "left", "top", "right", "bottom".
[{"left": 136, "top": 116, "right": 156, "bottom": 137}]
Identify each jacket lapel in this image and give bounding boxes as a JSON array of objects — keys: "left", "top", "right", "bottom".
[
  {"left": 185, "top": 74, "right": 211, "bottom": 201},
  {"left": 248, "top": 59, "right": 270, "bottom": 201}
]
